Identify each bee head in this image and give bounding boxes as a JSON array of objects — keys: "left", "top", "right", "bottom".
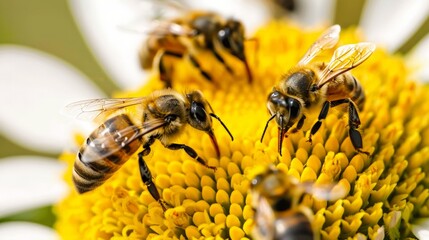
[
  {"left": 264, "top": 90, "right": 302, "bottom": 155},
  {"left": 217, "top": 19, "right": 252, "bottom": 83},
  {"left": 218, "top": 19, "right": 245, "bottom": 60},
  {"left": 186, "top": 90, "right": 213, "bottom": 132},
  {"left": 267, "top": 90, "right": 302, "bottom": 129},
  {"left": 250, "top": 165, "right": 294, "bottom": 199},
  {"left": 186, "top": 90, "right": 234, "bottom": 158}
]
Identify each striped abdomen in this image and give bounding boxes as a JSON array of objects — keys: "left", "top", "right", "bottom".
[
  {"left": 72, "top": 114, "right": 142, "bottom": 193},
  {"left": 326, "top": 72, "right": 365, "bottom": 110},
  {"left": 274, "top": 211, "right": 314, "bottom": 240}
]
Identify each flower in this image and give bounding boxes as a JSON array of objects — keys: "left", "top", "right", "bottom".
[
  {"left": 55, "top": 21, "right": 429, "bottom": 239},
  {"left": 1, "top": 0, "right": 429, "bottom": 238}
]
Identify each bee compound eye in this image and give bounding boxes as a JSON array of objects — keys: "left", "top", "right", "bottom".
[
  {"left": 269, "top": 91, "right": 281, "bottom": 102},
  {"left": 287, "top": 98, "right": 300, "bottom": 119},
  {"left": 251, "top": 174, "right": 263, "bottom": 187},
  {"left": 191, "top": 102, "right": 207, "bottom": 122},
  {"left": 218, "top": 28, "right": 231, "bottom": 48}
]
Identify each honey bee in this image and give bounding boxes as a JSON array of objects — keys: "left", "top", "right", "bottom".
[
  {"left": 250, "top": 165, "right": 346, "bottom": 240},
  {"left": 261, "top": 25, "right": 376, "bottom": 155},
  {"left": 139, "top": 2, "right": 252, "bottom": 87},
  {"left": 65, "top": 89, "right": 233, "bottom": 210}
]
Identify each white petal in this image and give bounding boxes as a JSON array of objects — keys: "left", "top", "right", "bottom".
[
  {"left": 289, "top": 0, "right": 336, "bottom": 28},
  {"left": 69, "top": 0, "right": 148, "bottom": 90},
  {"left": 0, "top": 45, "right": 104, "bottom": 153},
  {"left": 406, "top": 33, "right": 429, "bottom": 82},
  {"left": 0, "top": 156, "right": 67, "bottom": 217},
  {"left": 360, "top": 0, "right": 429, "bottom": 52},
  {"left": 190, "top": 0, "right": 271, "bottom": 33},
  {"left": 0, "top": 222, "right": 57, "bottom": 240},
  {"left": 412, "top": 218, "right": 429, "bottom": 239}
]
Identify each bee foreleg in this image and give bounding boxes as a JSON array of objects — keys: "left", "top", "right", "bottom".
[
  {"left": 138, "top": 150, "right": 167, "bottom": 211},
  {"left": 330, "top": 99, "right": 370, "bottom": 156},
  {"left": 189, "top": 54, "right": 213, "bottom": 82},
  {"left": 290, "top": 115, "right": 306, "bottom": 133},
  {"left": 308, "top": 101, "right": 330, "bottom": 144},
  {"left": 166, "top": 143, "right": 217, "bottom": 170}
]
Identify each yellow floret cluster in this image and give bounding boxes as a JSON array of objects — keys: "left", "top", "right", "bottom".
[{"left": 55, "top": 22, "right": 429, "bottom": 239}]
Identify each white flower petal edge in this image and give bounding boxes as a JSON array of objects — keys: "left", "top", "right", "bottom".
[
  {"left": 360, "top": 0, "right": 429, "bottom": 52},
  {"left": 0, "top": 156, "right": 67, "bottom": 218},
  {"left": 289, "top": 0, "right": 336, "bottom": 28},
  {"left": 0, "top": 45, "right": 105, "bottom": 153},
  {"left": 406, "top": 33, "right": 429, "bottom": 82},
  {"left": 69, "top": 0, "right": 147, "bottom": 90},
  {"left": 190, "top": 0, "right": 271, "bottom": 34},
  {"left": 0, "top": 222, "right": 58, "bottom": 240},
  {"left": 412, "top": 218, "right": 429, "bottom": 239}
]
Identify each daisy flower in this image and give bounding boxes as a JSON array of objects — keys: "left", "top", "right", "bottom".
[{"left": 0, "top": 0, "right": 429, "bottom": 238}]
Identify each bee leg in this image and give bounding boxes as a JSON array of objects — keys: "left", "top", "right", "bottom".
[
  {"left": 158, "top": 51, "right": 183, "bottom": 88},
  {"left": 138, "top": 149, "right": 168, "bottom": 211},
  {"left": 330, "top": 99, "right": 370, "bottom": 155},
  {"left": 308, "top": 101, "right": 330, "bottom": 144},
  {"left": 290, "top": 115, "right": 306, "bottom": 134},
  {"left": 166, "top": 143, "right": 217, "bottom": 170},
  {"left": 210, "top": 46, "right": 233, "bottom": 74},
  {"left": 189, "top": 54, "right": 213, "bottom": 82}
]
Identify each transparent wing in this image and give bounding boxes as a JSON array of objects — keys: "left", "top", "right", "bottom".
[
  {"left": 64, "top": 97, "right": 145, "bottom": 121},
  {"left": 81, "top": 118, "right": 167, "bottom": 163},
  {"left": 252, "top": 196, "right": 276, "bottom": 240},
  {"left": 121, "top": 19, "right": 197, "bottom": 37},
  {"left": 317, "top": 42, "right": 376, "bottom": 88},
  {"left": 149, "top": 20, "right": 197, "bottom": 37},
  {"left": 299, "top": 181, "right": 348, "bottom": 201},
  {"left": 119, "top": 0, "right": 196, "bottom": 37},
  {"left": 155, "top": 0, "right": 190, "bottom": 15},
  {"left": 298, "top": 24, "right": 341, "bottom": 65}
]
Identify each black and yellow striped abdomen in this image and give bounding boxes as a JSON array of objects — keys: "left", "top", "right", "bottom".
[
  {"left": 274, "top": 210, "right": 313, "bottom": 240},
  {"left": 72, "top": 114, "right": 142, "bottom": 194},
  {"left": 326, "top": 72, "right": 366, "bottom": 110}
]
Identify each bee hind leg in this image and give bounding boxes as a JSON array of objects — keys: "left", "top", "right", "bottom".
[
  {"left": 330, "top": 99, "right": 370, "bottom": 156},
  {"left": 166, "top": 143, "right": 217, "bottom": 171},
  {"left": 308, "top": 101, "right": 330, "bottom": 144},
  {"left": 138, "top": 149, "right": 168, "bottom": 211}
]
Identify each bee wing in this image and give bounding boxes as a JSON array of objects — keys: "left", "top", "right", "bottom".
[
  {"left": 149, "top": 20, "right": 197, "bottom": 37},
  {"left": 119, "top": 0, "right": 196, "bottom": 37},
  {"left": 252, "top": 195, "right": 276, "bottom": 240},
  {"left": 64, "top": 97, "right": 145, "bottom": 122},
  {"left": 299, "top": 182, "right": 348, "bottom": 201},
  {"left": 155, "top": 0, "right": 190, "bottom": 14},
  {"left": 81, "top": 118, "right": 167, "bottom": 163},
  {"left": 317, "top": 42, "right": 376, "bottom": 88},
  {"left": 121, "top": 18, "right": 197, "bottom": 37},
  {"left": 298, "top": 24, "right": 341, "bottom": 65}
]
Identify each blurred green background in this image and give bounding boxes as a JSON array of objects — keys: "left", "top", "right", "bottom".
[{"left": 0, "top": 0, "right": 428, "bottom": 229}]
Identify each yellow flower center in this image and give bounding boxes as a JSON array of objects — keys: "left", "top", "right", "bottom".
[{"left": 56, "top": 21, "right": 429, "bottom": 240}]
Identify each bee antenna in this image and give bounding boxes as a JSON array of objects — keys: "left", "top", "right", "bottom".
[
  {"left": 261, "top": 114, "right": 276, "bottom": 143},
  {"left": 209, "top": 113, "right": 234, "bottom": 141}
]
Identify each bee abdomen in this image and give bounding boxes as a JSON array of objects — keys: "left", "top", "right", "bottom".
[
  {"left": 275, "top": 212, "right": 313, "bottom": 240},
  {"left": 72, "top": 114, "right": 142, "bottom": 194}
]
